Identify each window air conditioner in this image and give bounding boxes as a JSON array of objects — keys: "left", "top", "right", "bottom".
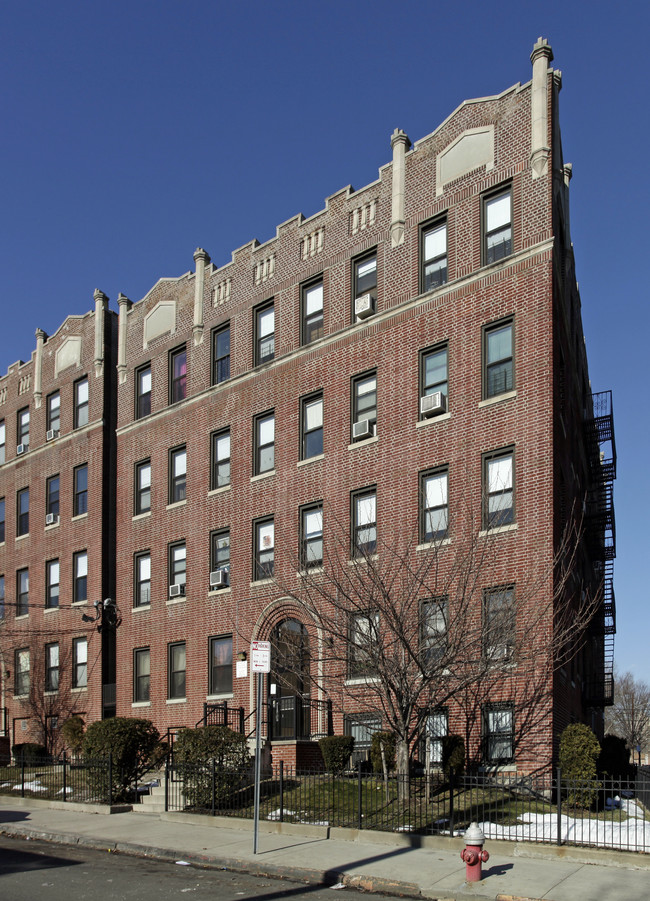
[
  {"left": 209, "top": 569, "right": 229, "bottom": 589},
  {"left": 420, "top": 392, "right": 447, "bottom": 417},
  {"left": 352, "top": 419, "right": 373, "bottom": 441},
  {"left": 169, "top": 583, "right": 185, "bottom": 598},
  {"left": 46, "top": 429, "right": 59, "bottom": 441},
  {"left": 45, "top": 513, "right": 59, "bottom": 526},
  {"left": 354, "top": 293, "right": 375, "bottom": 319},
  {"left": 16, "top": 444, "right": 25, "bottom": 455}
]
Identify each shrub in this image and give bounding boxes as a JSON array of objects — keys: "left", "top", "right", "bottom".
[
  {"left": 82, "top": 717, "right": 165, "bottom": 802},
  {"left": 12, "top": 742, "right": 48, "bottom": 761},
  {"left": 370, "top": 732, "right": 396, "bottom": 775},
  {"left": 598, "top": 734, "right": 633, "bottom": 780},
  {"left": 318, "top": 735, "right": 354, "bottom": 774},
  {"left": 61, "top": 715, "right": 85, "bottom": 755},
  {"left": 174, "top": 725, "right": 251, "bottom": 809},
  {"left": 441, "top": 734, "right": 465, "bottom": 779},
  {"left": 559, "top": 723, "right": 601, "bottom": 809}
]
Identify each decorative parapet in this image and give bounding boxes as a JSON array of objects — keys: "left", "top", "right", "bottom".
[
  {"left": 18, "top": 374, "right": 31, "bottom": 394},
  {"left": 213, "top": 277, "right": 232, "bottom": 306},
  {"left": 300, "top": 227, "right": 324, "bottom": 260},
  {"left": 254, "top": 253, "right": 276, "bottom": 286},
  {"left": 350, "top": 200, "right": 377, "bottom": 235},
  {"left": 0, "top": 385, "right": 6, "bottom": 406}
]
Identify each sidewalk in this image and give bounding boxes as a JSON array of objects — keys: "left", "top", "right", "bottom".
[{"left": 1, "top": 798, "right": 650, "bottom": 901}]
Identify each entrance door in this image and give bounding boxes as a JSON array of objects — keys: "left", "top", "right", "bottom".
[{"left": 269, "top": 619, "right": 310, "bottom": 740}]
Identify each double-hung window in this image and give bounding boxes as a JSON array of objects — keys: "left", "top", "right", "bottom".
[
  {"left": 16, "top": 569, "right": 29, "bottom": 616},
  {"left": 420, "top": 344, "right": 448, "bottom": 415},
  {"left": 17, "top": 408, "right": 29, "bottom": 452},
  {"left": 135, "top": 365, "right": 152, "bottom": 419},
  {"left": 301, "top": 279, "right": 324, "bottom": 344},
  {"left": 135, "top": 460, "right": 151, "bottom": 514},
  {"left": 17, "top": 487, "right": 29, "bottom": 536},
  {"left": 421, "top": 597, "right": 447, "bottom": 668},
  {"left": 45, "top": 643, "right": 60, "bottom": 692},
  {"left": 73, "top": 464, "right": 88, "bottom": 516},
  {"left": 255, "top": 301, "right": 275, "bottom": 365},
  {"left": 349, "top": 611, "right": 379, "bottom": 678},
  {"left": 421, "top": 219, "right": 448, "bottom": 291},
  {"left": 15, "top": 648, "right": 30, "bottom": 695},
  {"left": 134, "top": 552, "right": 151, "bottom": 607},
  {"left": 47, "top": 392, "right": 61, "bottom": 436},
  {"left": 483, "top": 449, "right": 514, "bottom": 528},
  {"left": 74, "top": 377, "right": 89, "bottom": 428},
  {"left": 209, "top": 635, "right": 233, "bottom": 695},
  {"left": 0, "top": 420, "right": 5, "bottom": 463},
  {"left": 352, "top": 488, "right": 377, "bottom": 558},
  {"left": 0, "top": 497, "right": 4, "bottom": 543},
  {"left": 301, "top": 393, "right": 323, "bottom": 459},
  {"left": 484, "top": 586, "right": 516, "bottom": 661},
  {"left": 212, "top": 323, "right": 231, "bottom": 384},
  {"left": 483, "top": 188, "right": 512, "bottom": 264},
  {"left": 169, "top": 446, "right": 187, "bottom": 503},
  {"left": 73, "top": 551, "right": 88, "bottom": 604},
  {"left": 254, "top": 518, "right": 274, "bottom": 580},
  {"left": 425, "top": 709, "right": 448, "bottom": 766},
  {"left": 301, "top": 503, "right": 323, "bottom": 569},
  {"left": 169, "top": 542, "right": 186, "bottom": 594},
  {"left": 211, "top": 430, "right": 230, "bottom": 489},
  {"left": 352, "top": 372, "right": 377, "bottom": 440},
  {"left": 420, "top": 468, "right": 448, "bottom": 542},
  {"left": 168, "top": 641, "right": 186, "bottom": 699},
  {"left": 46, "top": 559, "right": 60, "bottom": 609},
  {"left": 72, "top": 637, "right": 88, "bottom": 688},
  {"left": 170, "top": 346, "right": 187, "bottom": 403},
  {"left": 483, "top": 319, "right": 514, "bottom": 398},
  {"left": 46, "top": 475, "right": 60, "bottom": 521},
  {"left": 134, "top": 648, "right": 150, "bottom": 702},
  {"left": 484, "top": 704, "right": 514, "bottom": 763},
  {"left": 210, "top": 529, "right": 230, "bottom": 580},
  {"left": 353, "top": 252, "right": 377, "bottom": 319},
  {"left": 254, "top": 412, "right": 275, "bottom": 475}
]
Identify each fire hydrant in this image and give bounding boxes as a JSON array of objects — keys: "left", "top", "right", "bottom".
[{"left": 460, "top": 822, "right": 489, "bottom": 882}]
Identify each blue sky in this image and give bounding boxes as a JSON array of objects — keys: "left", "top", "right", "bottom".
[{"left": 1, "top": 2, "right": 648, "bottom": 683}]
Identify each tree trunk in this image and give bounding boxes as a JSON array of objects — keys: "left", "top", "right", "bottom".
[{"left": 397, "top": 738, "right": 410, "bottom": 802}]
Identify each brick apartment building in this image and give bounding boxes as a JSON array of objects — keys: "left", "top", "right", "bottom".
[{"left": 0, "top": 39, "right": 616, "bottom": 773}]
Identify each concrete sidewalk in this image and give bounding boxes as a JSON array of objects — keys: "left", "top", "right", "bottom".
[{"left": 1, "top": 798, "right": 649, "bottom": 901}]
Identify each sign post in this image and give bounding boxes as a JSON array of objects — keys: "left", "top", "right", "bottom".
[{"left": 251, "top": 640, "right": 271, "bottom": 854}]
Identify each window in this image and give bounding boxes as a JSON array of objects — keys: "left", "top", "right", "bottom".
[
  {"left": 0, "top": 497, "right": 4, "bottom": 543},
  {"left": 134, "top": 552, "right": 151, "bottom": 607},
  {"left": 484, "top": 705, "right": 514, "bottom": 763},
  {"left": 210, "top": 529, "right": 230, "bottom": 577},
  {"left": 134, "top": 460, "right": 151, "bottom": 515},
  {"left": 209, "top": 635, "right": 233, "bottom": 695},
  {"left": 421, "top": 219, "right": 447, "bottom": 291},
  {"left": 46, "top": 475, "right": 60, "bottom": 520},
  {"left": 47, "top": 392, "right": 61, "bottom": 435},
  {"left": 45, "top": 643, "right": 59, "bottom": 692},
  {"left": 73, "top": 551, "right": 88, "bottom": 604},
  {"left": 0, "top": 420, "right": 5, "bottom": 463},
  {"left": 169, "top": 541, "right": 186, "bottom": 592},
  {"left": 254, "top": 518, "right": 274, "bottom": 580},
  {"left": 211, "top": 430, "right": 230, "bottom": 489},
  {"left": 349, "top": 611, "right": 379, "bottom": 678},
  {"left": 0, "top": 575, "right": 4, "bottom": 620},
  {"left": 15, "top": 648, "right": 29, "bottom": 696},
  {"left": 72, "top": 637, "right": 88, "bottom": 688},
  {"left": 16, "top": 569, "right": 29, "bottom": 616},
  {"left": 135, "top": 364, "right": 152, "bottom": 419},
  {"left": 352, "top": 488, "right": 376, "bottom": 557},
  {"left": 353, "top": 252, "right": 377, "bottom": 313},
  {"left": 169, "top": 446, "right": 187, "bottom": 503},
  {"left": 301, "top": 279, "right": 324, "bottom": 344},
  {"left": 170, "top": 346, "right": 187, "bottom": 403},
  {"left": 212, "top": 324, "right": 231, "bottom": 384},
  {"left": 255, "top": 301, "right": 275, "bottom": 365},
  {"left": 351, "top": 372, "right": 377, "bottom": 440},
  {"left": 73, "top": 464, "right": 88, "bottom": 516},
  {"left": 424, "top": 709, "right": 448, "bottom": 766},
  {"left": 345, "top": 714, "right": 381, "bottom": 766},
  {"left": 301, "top": 393, "right": 323, "bottom": 459},
  {"left": 17, "top": 408, "right": 29, "bottom": 451},
  {"left": 483, "top": 188, "right": 512, "bottom": 265},
  {"left": 168, "top": 641, "right": 186, "bottom": 699},
  {"left": 484, "top": 586, "right": 516, "bottom": 661},
  {"left": 420, "top": 469, "right": 448, "bottom": 542},
  {"left": 134, "top": 648, "right": 150, "bottom": 702},
  {"left": 301, "top": 504, "right": 323, "bottom": 569},
  {"left": 421, "top": 597, "right": 447, "bottom": 669},
  {"left": 254, "top": 412, "right": 275, "bottom": 475},
  {"left": 17, "top": 487, "right": 29, "bottom": 536},
  {"left": 74, "top": 377, "right": 89, "bottom": 428},
  {"left": 483, "top": 449, "right": 514, "bottom": 528},
  {"left": 46, "top": 559, "right": 60, "bottom": 609},
  {"left": 483, "top": 319, "right": 513, "bottom": 398},
  {"left": 420, "top": 344, "right": 448, "bottom": 413}
]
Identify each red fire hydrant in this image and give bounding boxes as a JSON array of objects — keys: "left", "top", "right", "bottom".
[{"left": 460, "top": 822, "right": 489, "bottom": 882}]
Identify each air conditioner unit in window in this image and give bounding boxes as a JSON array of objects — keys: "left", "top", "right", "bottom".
[
  {"left": 352, "top": 419, "right": 373, "bottom": 441},
  {"left": 209, "top": 569, "right": 229, "bottom": 589},
  {"left": 420, "top": 392, "right": 447, "bottom": 417},
  {"left": 46, "top": 429, "right": 59, "bottom": 442},
  {"left": 45, "top": 513, "right": 59, "bottom": 526},
  {"left": 354, "top": 293, "right": 375, "bottom": 319},
  {"left": 16, "top": 444, "right": 25, "bottom": 455},
  {"left": 169, "top": 583, "right": 185, "bottom": 598}
]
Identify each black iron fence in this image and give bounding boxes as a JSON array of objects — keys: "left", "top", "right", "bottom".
[
  {"left": 0, "top": 754, "right": 113, "bottom": 804},
  {"left": 164, "top": 762, "right": 650, "bottom": 853}
]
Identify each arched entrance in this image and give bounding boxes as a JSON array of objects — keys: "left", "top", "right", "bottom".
[{"left": 269, "top": 618, "right": 310, "bottom": 740}]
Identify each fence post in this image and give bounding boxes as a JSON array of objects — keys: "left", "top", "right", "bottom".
[
  {"left": 239, "top": 706, "right": 244, "bottom": 735},
  {"left": 211, "top": 758, "right": 216, "bottom": 816},
  {"left": 448, "top": 767, "right": 455, "bottom": 836},
  {"left": 62, "top": 751, "right": 67, "bottom": 802},
  {"left": 21, "top": 752, "right": 25, "bottom": 798},
  {"left": 108, "top": 753, "right": 113, "bottom": 806},
  {"left": 556, "top": 766, "right": 562, "bottom": 846},
  {"left": 279, "top": 760, "right": 284, "bottom": 823},
  {"left": 165, "top": 758, "right": 169, "bottom": 812},
  {"left": 358, "top": 765, "right": 363, "bottom": 831}
]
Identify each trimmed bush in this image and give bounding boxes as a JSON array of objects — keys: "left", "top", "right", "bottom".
[
  {"left": 318, "top": 735, "right": 354, "bottom": 774},
  {"left": 598, "top": 734, "right": 633, "bottom": 780},
  {"left": 559, "top": 723, "right": 601, "bottom": 809},
  {"left": 370, "top": 731, "right": 396, "bottom": 775},
  {"left": 61, "top": 715, "right": 85, "bottom": 754},
  {"left": 12, "top": 742, "right": 48, "bottom": 761},
  {"left": 174, "top": 725, "right": 251, "bottom": 809},
  {"left": 82, "top": 717, "right": 165, "bottom": 802},
  {"left": 441, "top": 734, "right": 465, "bottom": 779}
]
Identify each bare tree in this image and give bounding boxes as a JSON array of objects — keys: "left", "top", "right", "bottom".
[{"left": 605, "top": 670, "right": 650, "bottom": 762}]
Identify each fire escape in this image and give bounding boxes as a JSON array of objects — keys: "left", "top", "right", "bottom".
[{"left": 584, "top": 390, "right": 616, "bottom": 707}]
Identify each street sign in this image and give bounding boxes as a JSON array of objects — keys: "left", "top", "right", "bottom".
[{"left": 251, "top": 640, "right": 271, "bottom": 673}]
